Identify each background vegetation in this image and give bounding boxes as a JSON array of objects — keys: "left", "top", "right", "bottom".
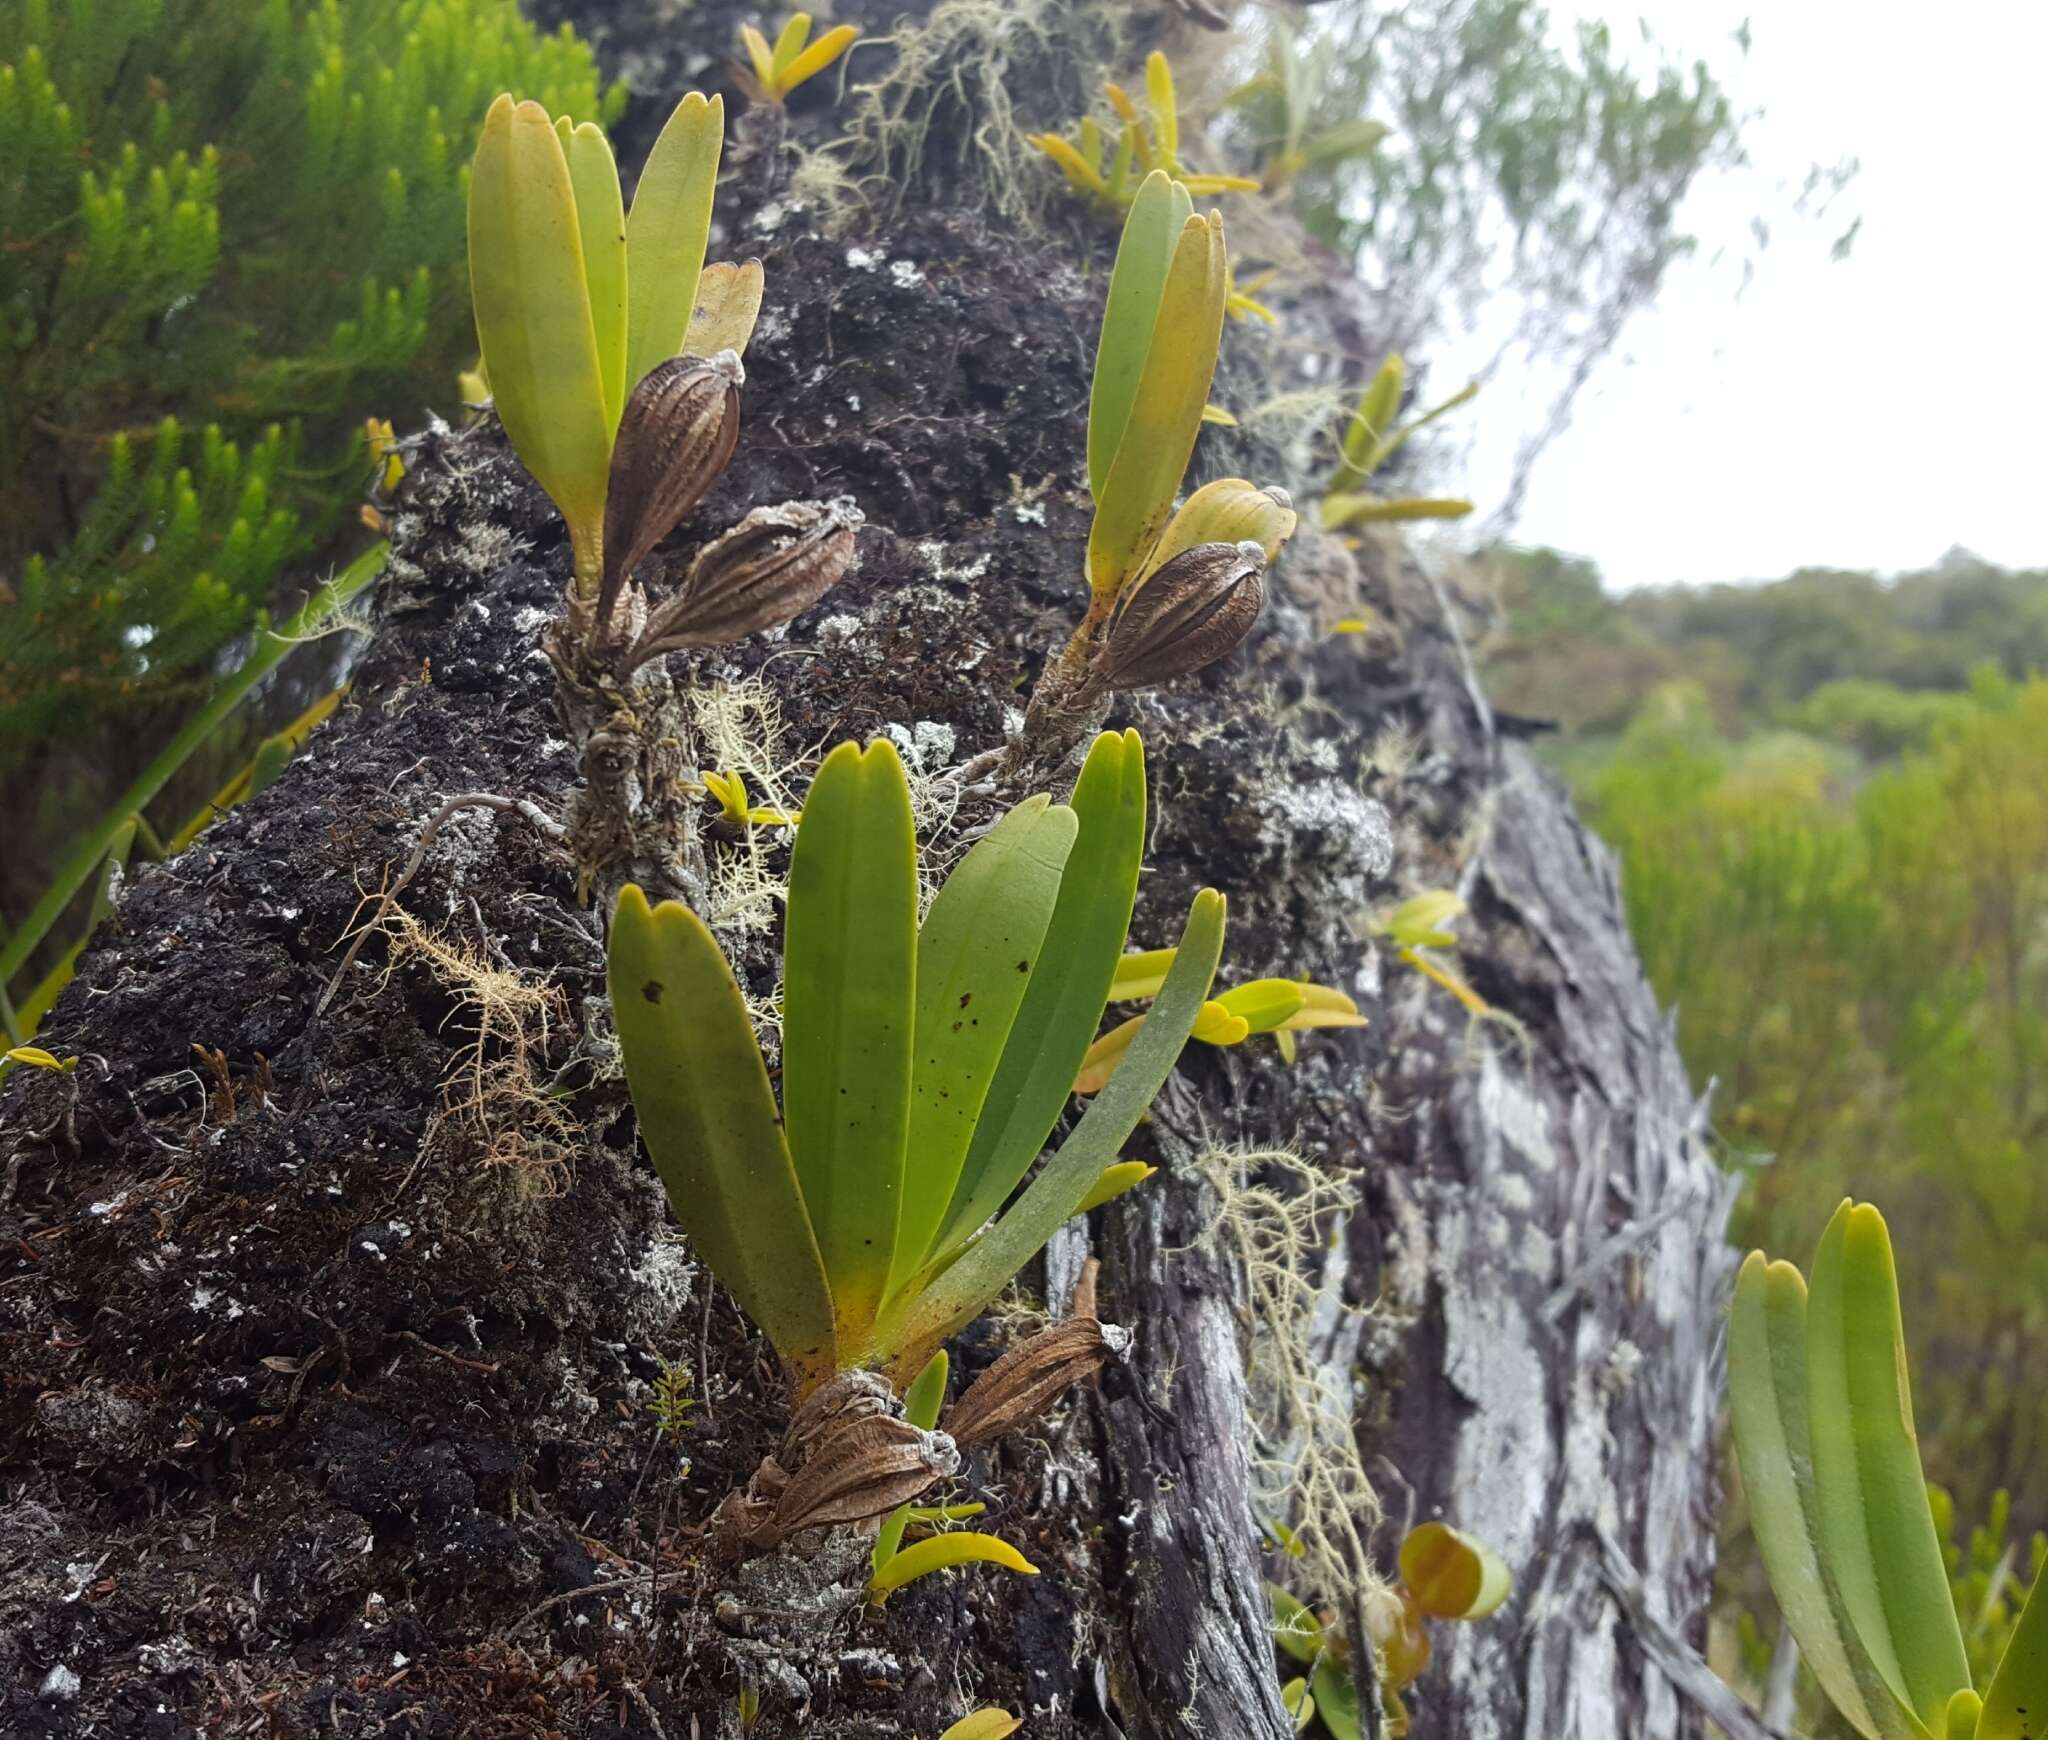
[{"left": 1481, "top": 547, "right": 2048, "bottom": 1726}]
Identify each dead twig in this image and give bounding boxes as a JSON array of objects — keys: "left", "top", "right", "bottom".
[{"left": 314, "top": 792, "right": 567, "bottom": 1019}]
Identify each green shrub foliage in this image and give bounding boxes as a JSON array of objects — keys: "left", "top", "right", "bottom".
[{"left": 0, "top": 0, "right": 621, "bottom": 759}]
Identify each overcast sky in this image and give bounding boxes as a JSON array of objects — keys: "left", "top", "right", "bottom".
[{"left": 1445, "top": 0, "right": 2048, "bottom": 591}]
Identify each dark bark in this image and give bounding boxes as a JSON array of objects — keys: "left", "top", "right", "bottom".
[{"left": 0, "top": 6, "right": 1736, "bottom": 1737}]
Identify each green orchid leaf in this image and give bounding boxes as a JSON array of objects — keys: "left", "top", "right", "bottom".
[
  {"left": 896, "top": 886, "right": 1226, "bottom": 1362},
  {"left": 1977, "top": 1493, "right": 2048, "bottom": 1737},
  {"left": 624, "top": 92, "right": 724, "bottom": 391},
  {"left": 1951, "top": 1690, "right": 1986, "bottom": 1740},
  {"left": 769, "top": 11, "right": 812, "bottom": 74},
  {"left": 1311, "top": 1660, "right": 1363, "bottom": 1740},
  {"left": 1729, "top": 1250, "right": 1916, "bottom": 1740},
  {"left": 1110, "top": 945, "right": 1177, "bottom": 1001},
  {"left": 1075, "top": 1160, "right": 1154, "bottom": 1213},
  {"left": 1809, "top": 1202, "right": 1972, "bottom": 1735},
  {"left": 1212, "top": 977, "right": 1308, "bottom": 1035},
  {"left": 1269, "top": 1583, "right": 1323, "bottom": 1665},
  {"left": 685, "top": 259, "right": 766, "bottom": 358},
  {"left": 606, "top": 885, "right": 837, "bottom": 1392},
  {"left": 1142, "top": 476, "right": 1296, "bottom": 582},
  {"left": 784, "top": 739, "right": 919, "bottom": 1356},
  {"left": 870, "top": 1530, "right": 1039, "bottom": 1601},
  {"left": 467, "top": 95, "right": 612, "bottom": 581},
  {"left": 556, "top": 118, "right": 627, "bottom": 431},
  {"left": 1145, "top": 50, "right": 1178, "bottom": 169},
  {"left": 1300, "top": 117, "right": 1389, "bottom": 167},
  {"left": 777, "top": 24, "right": 859, "bottom": 92},
  {"left": 1088, "top": 208, "right": 1229, "bottom": 600},
  {"left": 892, "top": 794, "right": 1079, "bottom": 1294},
  {"left": 1089, "top": 170, "right": 1194, "bottom": 498},
  {"left": 873, "top": 1346, "right": 951, "bottom": 1577},
  {"left": 1339, "top": 353, "right": 1404, "bottom": 479},
  {"left": 1399, "top": 1522, "right": 1512, "bottom": 1621},
  {"left": 1368, "top": 379, "right": 1480, "bottom": 475},
  {"left": 1322, "top": 493, "right": 1476, "bottom": 528},
  {"left": 927, "top": 731, "right": 1147, "bottom": 1262}
]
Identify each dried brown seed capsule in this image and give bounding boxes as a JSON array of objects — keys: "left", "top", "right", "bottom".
[
  {"left": 631, "top": 496, "right": 863, "bottom": 664},
  {"left": 941, "top": 1315, "right": 1133, "bottom": 1448},
  {"left": 1098, "top": 538, "right": 1266, "bottom": 691},
  {"left": 598, "top": 350, "right": 744, "bottom": 630},
  {"left": 771, "top": 1412, "right": 958, "bottom": 1535}
]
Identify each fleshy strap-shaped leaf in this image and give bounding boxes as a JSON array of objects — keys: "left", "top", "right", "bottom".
[
  {"left": 1807, "top": 1202, "right": 1973, "bottom": 1736},
  {"left": 892, "top": 886, "right": 1227, "bottom": 1368},
  {"left": 783, "top": 740, "right": 919, "bottom": 1356},
  {"left": 891, "top": 794, "right": 1079, "bottom": 1295},
  {"left": 606, "top": 885, "right": 837, "bottom": 1391},
  {"left": 1729, "top": 1251, "right": 1915, "bottom": 1740},
  {"left": 556, "top": 119, "right": 627, "bottom": 431},
  {"left": 1980, "top": 1569, "right": 2048, "bottom": 1740},
  {"left": 1087, "top": 208, "right": 1230, "bottom": 600},
  {"left": 926, "top": 731, "right": 1148, "bottom": 1261},
  {"left": 1088, "top": 171, "right": 1195, "bottom": 498},
  {"left": 625, "top": 92, "right": 724, "bottom": 391},
  {"left": 467, "top": 96, "right": 613, "bottom": 574}
]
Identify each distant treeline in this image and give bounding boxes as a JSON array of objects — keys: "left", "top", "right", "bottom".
[{"left": 1480, "top": 545, "right": 2048, "bottom": 755}]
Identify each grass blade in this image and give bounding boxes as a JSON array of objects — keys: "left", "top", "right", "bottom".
[
  {"left": 783, "top": 740, "right": 919, "bottom": 1355},
  {"left": 624, "top": 93, "right": 724, "bottom": 391},
  {"left": 607, "top": 886, "right": 837, "bottom": 1391},
  {"left": 891, "top": 795, "right": 1078, "bottom": 1294}
]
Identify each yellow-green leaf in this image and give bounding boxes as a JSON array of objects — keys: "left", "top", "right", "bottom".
[
  {"left": 1089, "top": 171, "right": 1194, "bottom": 498},
  {"left": 557, "top": 118, "right": 627, "bottom": 431},
  {"left": 685, "top": 259, "right": 767, "bottom": 358},
  {"left": 607, "top": 885, "right": 837, "bottom": 1392},
  {"left": 1980, "top": 1570, "right": 2048, "bottom": 1740},
  {"left": 870, "top": 1530, "right": 1039, "bottom": 1600},
  {"left": 1341, "top": 353, "right": 1404, "bottom": 477},
  {"left": 740, "top": 24, "right": 778, "bottom": 92},
  {"left": 769, "top": 12, "right": 812, "bottom": 74},
  {"left": 1075, "top": 1160, "right": 1154, "bottom": 1213},
  {"left": 1145, "top": 50, "right": 1178, "bottom": 166},
  {"left": 1088, "top": 209, "right": 1228, "bottom": 600},
  {"left": 893, "top": 794, "right": 1078, "bottom": 1295},
  {"left": 938, "top": 1710, "right": 1021, "bottom": 1740},
  {"left": 777, "top": 24, "right": 859, "bottom": 93},
  {"left": 783, "top": 740, "right": 919, "bottom": 1356},
  {"left": 1323, "top": 493, "right": 1475, "bottom": 529},
  {"left": 4, "top": 1046, "right": 73, "bottom": 1071},
  {"left": 467, "top": 95, "right": 612, "bottom": 576},
  {"left": 1110, "top": 945, "right": 1177, "bottom": 1002},
  {"left": 1144, "top": 478, "right": 1296, "bottom": 579},
  {"left": 1729, "top": 1251, "right": 1912, "bottom": 1740},
  {"left": 625, "top": 92, "right": 725, "bottom": 392},
  {"left": 1399, "top": 1522, "right": 1512, "bottom": 1620},
  {"left": 1808, "top": 1202, "right": 1972, "bottom": 1734},
  {"left": 927, "top": 732, "right": 1147, "bottom": 1262},
  {"left": 1212, "top": 978, "right": 1308, "bottom": 1035}
]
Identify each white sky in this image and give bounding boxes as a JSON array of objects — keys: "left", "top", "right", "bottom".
[{"left": 1446, "top": 0, "right": 2048, "bottom": 590}]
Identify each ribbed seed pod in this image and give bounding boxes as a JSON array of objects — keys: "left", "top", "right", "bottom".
[
  {"left": 1097, "top": 538, "right": 1266, "bottom": 691},
  {"left": 770, "top": 1412, "right": 958, "bottom": 1535},
  {"left": 598, "top": 350, "right": 744, "bottom": 629},
  {"left": 941, "top": 1316, "right": 1133, "bottom": 1448},
  {"left": 631, "top": 496, "right": 863, "bottom": 663}
]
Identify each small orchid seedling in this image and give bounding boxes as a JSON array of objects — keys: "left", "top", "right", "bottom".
[
  {"left": 1375, "top": 890, "right": 1488, "bottom": 1016},
  {"left": 608, "top": 732, "right": 1225, "bottom": 1556},
  {"left": 737, "top": 13, "right": 859, "bottom": 106},
  {"left": 1024, "top": 172, "right": 1297, "bottom": 745},
  {"left": 1225, "top": 24, "right": 1392, "bottom": 194},
  {"left": 700, "top": 768, "right": 797, "bottom": 831},
  {"left": 1073, "top": 946, "right": 1367, "bottom": 1094},
  {"left": 1271, "top": 1525, "right": 1511, "bottom": 1739},
  {"left": 1730, "top": 1201, "right": 2047, "bottom": 1740},
  {"left": 1029, "top": 51, "right": 1260, "bottom": 212},
  {"left": 1320, "top": 353, "right": 1479, "bottom": 533},
  {"left": 467, "top": 92, "right": 854, "bottom": 676}
]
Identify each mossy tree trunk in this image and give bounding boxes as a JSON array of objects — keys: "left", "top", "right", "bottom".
[{"left": 0, "top": 5, "right": 1737, "bottom": 1736}]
